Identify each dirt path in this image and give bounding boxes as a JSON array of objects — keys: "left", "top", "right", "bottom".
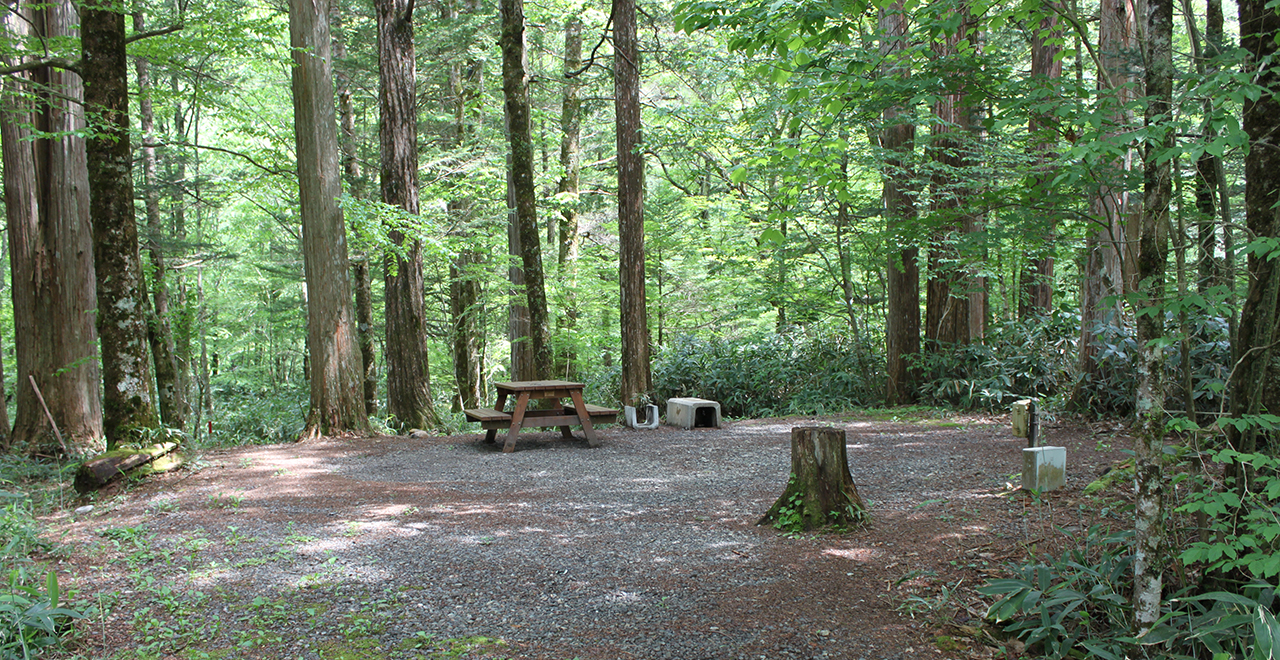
[{"left": 43, "top": 413, "right": 1128, "bottom": 659}]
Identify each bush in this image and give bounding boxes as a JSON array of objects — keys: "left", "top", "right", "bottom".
[
  {"left": 0, "top": 458, "right": 87, "bottom": 659},
  {"left": 980, "top": 525, "right": 1280, "bottom": 659},
  {"left": 650, "top": 330, "right": 883, "bottom": 418},
  {"left": 913, "top": 311, "right": 1078, "bottom": 411},
  {"left": 1071, "top": 312, "right": 1230, "bottom": 416}
]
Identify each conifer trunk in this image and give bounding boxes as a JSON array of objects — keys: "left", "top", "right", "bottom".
[
  {"left": 1021, "top": 2, "right": 1062, "bottom": 318},
  {"left": 1, "top": 0, "right": 103, "bottom": 455},
  {"left": 615, "top": 0, "right": 652, "bottom": 406},
  {"left": 378, "top": 0, "right": 439, "bottom": 431},
  {"left": 289, "top": 0, "right": 369, "bottom": 437},
  {"left": 880, "top": 2, "right": 920, "bottom": 405}
]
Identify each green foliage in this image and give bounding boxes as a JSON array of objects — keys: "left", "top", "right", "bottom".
[
  {"left": 1177, "top": 448, "right": 1280, "bottom": 581},
  {"left": 913, "top": 311, "right": 1078, "bottom": 410},
  {"left": 0, "top": 458, "right": 88, "bottom": 659},
  {"left": 0, "top": 567, "right": 85, "bottom": 659},
  {"left": 980, "top": 525, "right": 1280, "bottom": 659},
  {"left": 651, "top": 331, "right": 882, "bottom": 417},
  {"left": 771, "top": 487, "right": 806, "bottom": 536},
  {"left": 979, "top": 527, "right": 1135, "bottom": 659},
  {"left": 207, "top": 381, "right": 308, "bottom": 446}
]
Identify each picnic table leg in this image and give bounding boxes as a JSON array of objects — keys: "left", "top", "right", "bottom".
[
  {"left": 484, "top": 391, "right": 509, "bottom": 443},
  {"left": 502, "top": 393, "right": 529, "bottom": 453},
  {"left": 569, "top": 389, "right": 600, "bottom": 447},
  {"left": 559, "top": 423, "right": 574, "bottom": 439}
]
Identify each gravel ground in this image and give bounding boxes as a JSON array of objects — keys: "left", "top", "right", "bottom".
[{"left": 42, "top": 414, "right": 1128, "bottom": 659}]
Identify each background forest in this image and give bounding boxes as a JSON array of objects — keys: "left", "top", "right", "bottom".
[{"left": 1, "top": 0, "right": 1279, "bottom": 654}]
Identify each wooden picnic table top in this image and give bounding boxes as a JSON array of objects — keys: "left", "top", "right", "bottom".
[{"left": 492, "top": 380, "right": 585, "bottom": 392}]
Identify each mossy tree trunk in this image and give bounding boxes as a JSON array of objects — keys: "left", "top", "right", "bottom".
[{"left": 760, "top": 427, "right": 869, "bottom": 531}]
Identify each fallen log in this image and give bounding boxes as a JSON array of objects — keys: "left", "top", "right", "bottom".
[{"left": 74, "top": 442, "right": 179, "bottom": 493}]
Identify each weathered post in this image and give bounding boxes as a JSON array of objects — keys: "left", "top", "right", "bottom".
[{"left": 759, "top": 426, "right": 870, "bottom": 531}]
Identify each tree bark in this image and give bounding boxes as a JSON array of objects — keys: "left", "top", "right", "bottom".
[
  {"left": 1021, "top": 2, "right": 1063, "bottom": 318},
  {"left": 759, "top": 427, "right": 869, "bottom": 531},
  {"left": 880, "top": 2, "right": 920, "bottom": 405},
  {"left": 133, "top": 11, "right": 185, "bottom": 432},
  {"left": 1228, "top": 0, "right": 1280, "bottom": 456},
  {"left": 1132, "top": 0, "right": 1172, "bottom": 633},
  {"left": 615, "top": 0, "right": 652, "bottom": 407},
  {"left": 1194, "top": 0, "right": 1227, "bottom": 293},
  {"left": 82, "top": 0, "right": 160, "bottom": 448},
  {"left": 333, "top": 5, "right": 377, "bottom": 417},
  {"left": 501, "top": 0, "right": 553, "bottom": 382},
  {"left": 289, "top": 0, "right": 369, "bottom": 438},
  {"left": 447, "top": 0, "right": 486, "bottom": 410},
  {"left": 1072, "top": 0, "right": 1139, "bottom": 409},
  {"left": 1, "top": 0, "right": 103, "bottom": 455},
  {"left": 378, "top": 0, "right": 440, "bottom": 431},
  {"left": 555, "top": 16, "right": 584, "bottom": 380}
]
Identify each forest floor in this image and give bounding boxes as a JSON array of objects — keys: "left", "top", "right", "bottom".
[{"left": 40, "top": 410, "right": 1133, "bottom": 660}]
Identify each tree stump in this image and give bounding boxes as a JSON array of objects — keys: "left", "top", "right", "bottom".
[{"left": 759, "top": 427, "right": 869, "bottom": 531}]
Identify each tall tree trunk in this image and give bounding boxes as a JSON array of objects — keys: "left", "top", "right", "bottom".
[
  {"left": 378, "top": 0, "right": 439, "bottom": 431},
  {"left": 615, "top": 0, "right": 652, "bottom": 406},
  {"left": 1072, "top": 0, "right": 1139, "bottom": 409},
  {"left": 169, "top": 74, "right": 194, "bottom": 424},
  {"left": 501, "top": 0, "right": 553, "bottom": 381},
  {"left": 289, "top": 0, "right": 369, "bottom": 438},
  {"left": 447, "top": 0, "right": 485, "bottom": 410},
  {"left": 881, "top": 2, "right": 920, "bottom": 406},
  {"left": 83, "top": 0, "right": 159, "bottom": 448},
  {"left": 1, "top": 0, "right": 103, "bottom": 455},
  {"left": 1132, "top": 0, "right": 1172, "bottom": 633},
  {"left": 1020, "top": 2, "right": 1063, "bottom": 318},
  {"left": 1194, "top": 0, "right": 1227, "bottom": 293},
  {"left": 133, "top": 11, "right": 185, "bottom": 432},
  {"left": 1228, "top": 0, "right": 1280, "bottom": 456},
  {"left": 333, "top": 5, "right": 378, "bottom": 417},
  {"left": 555, "top": 16, "right": 584, "bottom": 379}
]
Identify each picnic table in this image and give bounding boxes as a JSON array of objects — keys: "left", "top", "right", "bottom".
[{"left": 463, "top": 380, "right": 618, "bottom": 453}]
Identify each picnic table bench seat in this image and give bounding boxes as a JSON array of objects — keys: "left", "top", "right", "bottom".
[{"left": 463, "top": 404, "right": 618, "bottom": 430}]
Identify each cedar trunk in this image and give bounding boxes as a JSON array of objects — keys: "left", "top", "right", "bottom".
[
  {"left": 334, "top": 7, "right": 378, "bottom": 417},
  {"left": 500, "top": 0, "right": 552, "bottom": 381},
  {"left": 378, "top": 0, "right": 439, "bottom": 431},
  {"left": 134, "top": 11, "right": 185, "bottom": 432},
  {"left": 1072, "top": 0, "right": 1139, "bottom": 409},
  {"left": 82, "top": 0, "right": 160, "bottom": 448},
  {"left": 1020, "top": 3, "right": 1062, "bottom": 318},
  {"left": 446, "top": 0, "right": 486, "bottom": 409},
  {"left": 1, "top": 0, "right": 103, "bottom": 454},
  {"left": 615, "top": 0, "right": 652, "bottom": 407},
  {"left": 880, "top": 2, "right": 919, "bottom": 406},
  {"left": 289, "top": 0, "right": 369, "bottom": 437},
  {"left": 759, "top": 427, "right": 869, "bottom": 531},
  {"left": 555, "top": 16, "right": 584, "bottom": 379}
]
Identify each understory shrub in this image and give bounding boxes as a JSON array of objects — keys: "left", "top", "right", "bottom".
[
  {"left": 650, "top": 331, "right": 883, "bottom": 418},
  {"left": 913, "top": 311, "right": 1078, "bottom": 411},
  {"left": 1071, "top": 312, "right": 1229, "bottom": 416},
  {"left": 1, "top": 458, "right": 87, "bottom": 658},
  {"left": 980, "top": 526, "right": 1280, "bottom": 659},
  {"left": 209, "top": 379, "right": 308, "bottom": 446}
]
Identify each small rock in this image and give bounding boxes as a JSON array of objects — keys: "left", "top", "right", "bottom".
[
  {"left": 817, "top": 630, "right": 831, "bottom": 637},
  {"left": 74, "top": 505, "right": 94, "bottom": 515}
]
